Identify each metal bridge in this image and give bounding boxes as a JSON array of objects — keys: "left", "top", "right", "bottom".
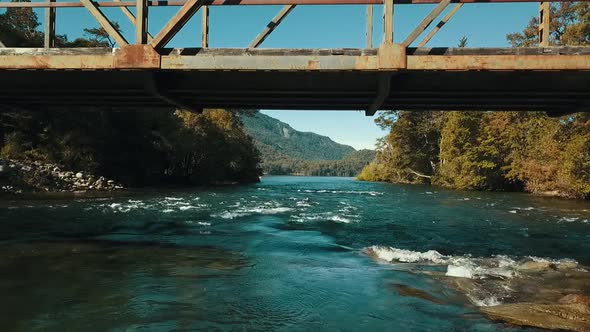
[{"left": 0, "top": 0, "right": 589, "bottom": 115}]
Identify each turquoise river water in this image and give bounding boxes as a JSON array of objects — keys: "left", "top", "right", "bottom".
[{"left": 1, "top": 176, "right": 590, "bottom": 331}]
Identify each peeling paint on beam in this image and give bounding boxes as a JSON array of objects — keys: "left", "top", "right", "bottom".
[
  {"left": 161, "top": 54, "right": 380, "bottom": 70},
  {"left": 406, "top": 55, "right": 590, "bottom": 70}
]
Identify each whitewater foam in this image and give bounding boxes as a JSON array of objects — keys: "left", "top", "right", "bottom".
[
  {"left": 364, "top": 246, "right": 577, "bottom": 280},
  {"left": 297, "top": 189, "right": 383, "bottom": 196},
  {"left": 212, "top": 206, "right": 293, "bottom": 219},
  {"left": 291, "top": 212, "right": 355, "bottom": 224}
]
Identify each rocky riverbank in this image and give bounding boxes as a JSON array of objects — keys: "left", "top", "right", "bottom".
[
  {"left": 364, "top": 246, "right": 590, "bottom": 331},
  {"left": 0, "top": 159, "right": 124, "bottom": 195}
]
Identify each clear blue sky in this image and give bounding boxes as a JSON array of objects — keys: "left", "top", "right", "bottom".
[{"left": 29, "top": 3, "right": 538, "bottom": 149}]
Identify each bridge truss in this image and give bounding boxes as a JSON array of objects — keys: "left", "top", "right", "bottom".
[{"left": 0, "top": 0, "right": 589, "bottom": 115}]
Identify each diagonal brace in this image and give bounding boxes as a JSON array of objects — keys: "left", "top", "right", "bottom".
[
  {"left": 151, "top": 0, "right": 206, "bottom": 49},
  {"left": 0, "top": 39, "right": 5, "bottom": 48},
  {"left": 417, "top": 3, "right": 462, "bottom": 47},
  {"left": 249, "top": 5, "right": 296, "bottom": 48},
  {"left": 402, "top": 0, "right": 451, "bottom": 47},
  {"left": 80, "top": 0, "right": 128, "bottom": 47}
]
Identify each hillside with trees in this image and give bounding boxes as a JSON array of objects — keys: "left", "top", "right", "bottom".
[
  {"left": 240, "top": 112, "right": 355, "bottom": 160},
  {"left": 241, "top": 112, "right": 375, "bottom": 176},
  {"left": 0, "top": 7, "right": 261, "bottom": 192},
  {"left": 359, "top": 3, "right": 590, "bottom": 199}
]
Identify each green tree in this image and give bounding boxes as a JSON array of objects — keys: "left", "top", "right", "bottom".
[
  {"left": 507, "top": 3, "right": 590, "bottom": 47},
  {"left": 0, "top": 0, "right": 43, "bottom": 47}
]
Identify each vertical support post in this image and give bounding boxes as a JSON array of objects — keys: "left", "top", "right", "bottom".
[
  {"left": 44, "top": 0, "right": 56, "bottom": 48},
  {"left": 202, "top": 6, "right": 209, "bottom": 48},
  {"left": 383, "top": 0, "right": 393, "bottom": 44},
  {"left": 539, "top": 2, "right": 550, "bottom": 47},
  {"left": 366, "top": 5, "right": 373, "bottom": 48},
  {"left": 136, "top": 0, "right": 148, "bottom": 44}
]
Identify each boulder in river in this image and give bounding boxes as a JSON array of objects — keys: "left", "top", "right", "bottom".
[{"left": 481, "top": 303, "right": 590, "bottom": 331}]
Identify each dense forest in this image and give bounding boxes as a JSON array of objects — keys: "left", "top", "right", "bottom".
[
  {"left": 262, "top": 148, "right": 375, "bottom": 177},
  {"left": 241, "top": 112, "right": 375, "bottom": 176},
  {"left": 0, "top": 6, "right": 261, "bottom": 189},
  {"left": 360, "top": 4, "right": 590, "bottom": 199}
]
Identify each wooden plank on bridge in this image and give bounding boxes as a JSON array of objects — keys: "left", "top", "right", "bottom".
[
  {"left": 80, "top": 0, "right": 129, "bottom": 46},
  {"left": 249, "top": 5, "right": 296, "bottom": 48},
  {"left": 150, "top": 0, "right": 207, "bottom": 49}
]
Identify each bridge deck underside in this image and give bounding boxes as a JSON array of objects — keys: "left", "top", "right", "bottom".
[{"left": 1, "top": 47, "right": 589, "bottom": 113}]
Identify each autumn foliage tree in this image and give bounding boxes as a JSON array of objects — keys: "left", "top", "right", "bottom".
[{"left": 360, "top": 8, "right": 590, "bottom": 199}]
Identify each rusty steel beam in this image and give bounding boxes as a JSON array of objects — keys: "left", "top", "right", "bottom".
[
  {"left": 384, "top": 0, "right": 394, "bottom": 44},
  {"left": 202, "top": 6, "right": 209, "bottom": 47},
  {"left": 1, "top": 0, "right": 585, "bottom": 8},
  {"left": 151, "top": 0, "right": 206, "bottom": 49},
  {"left": 539, "top": 2, "right": 550, "bottom": 46},
  {"left": 402, "top": 0, "right": 451, "bottom": 47},
  {"left": 44, "top": 0, "right": 56, "bottom": 48},
  {"left": 111, "top": 0, "right": 153, "bottom": 42},
  {"left": 80, "top": 0, "right": 129, "bottom": 46},
  {"left": 2, "top": 47, "right": 590, "bottom": 71},
  {"left": 406, "top": 54, "right": 590, "bottom": 70},
  {"left": 417, "top": 3, "right": 462, "bottom": 47},
  {"left": 249, "top": 5, "right": 296, "bottom": 48},
  {"left": 367, "top": 5, "right": 373, "bottom": 48},
  {"left": 136, "top": 0, "right": 149, "bottom": 44}
]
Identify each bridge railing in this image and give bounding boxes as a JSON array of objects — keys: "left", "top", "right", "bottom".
[{"left": 0, "top": 0, "right": 564, "bottom": 50}]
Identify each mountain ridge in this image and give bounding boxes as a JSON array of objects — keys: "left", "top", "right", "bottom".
[
  {"left": 240, "top": 112, "right": 356, "bottom": 161},
  {"left": 240, "top": 112, "right": 375, "bottom": 177}
]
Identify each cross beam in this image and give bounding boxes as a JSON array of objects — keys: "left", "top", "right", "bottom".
[{"left": 0, "top": 0, "right": 585, "bottom": 8}]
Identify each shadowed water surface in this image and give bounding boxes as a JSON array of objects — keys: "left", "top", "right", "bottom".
[{"left": 1, "top": 176, "right": 589, "bottom": 331}]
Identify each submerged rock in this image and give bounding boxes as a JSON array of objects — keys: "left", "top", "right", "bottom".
[
  {"left": 560, "top": 294, "right": 590, "bottom": 307},
  {"left": 390, "top": 283, "right": 444, "bottom": 305},
  {"left": 481, "top": 303, "right": 590, "bottom": 331}
]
